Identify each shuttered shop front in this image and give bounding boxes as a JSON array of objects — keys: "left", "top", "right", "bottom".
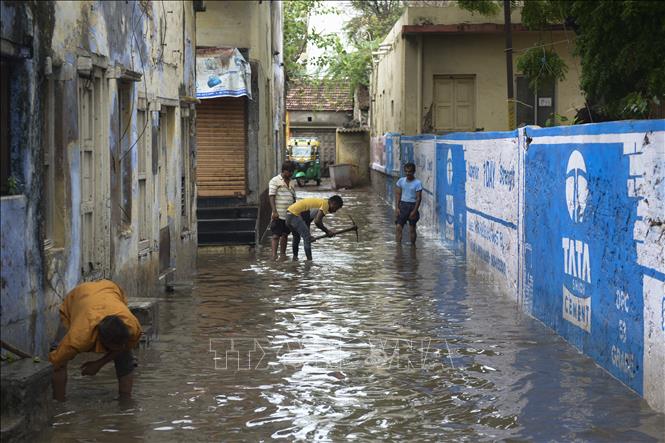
[{"left": 196, "top": 97, "right": 247, "bottom": 197}]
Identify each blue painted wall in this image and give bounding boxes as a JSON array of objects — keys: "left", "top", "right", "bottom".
[
  {"left": 436, "top": 142, "right": 466, "bottom": 252},
  {"left": 525, "top": 140, "right": 643, "bottom": 392},
  {"left": 369, "top": 120, "right": 665, "bottom": 411}
]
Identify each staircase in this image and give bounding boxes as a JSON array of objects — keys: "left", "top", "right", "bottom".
[{"left": 197, "top": 203, "right": 258, "bottom": 246}]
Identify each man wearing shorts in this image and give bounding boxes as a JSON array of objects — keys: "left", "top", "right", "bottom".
[
  {"left": 268, "top": 161, "right": 296, "bottom": 259},
  {"left": 285, "top": 195, "right": 343, "bottom": 261},
  {"left": 395, "top": 162, "right": 422, "bottom": 245},
  {"left": 49, "top": 280, "right": 142, "bottom": 401}
]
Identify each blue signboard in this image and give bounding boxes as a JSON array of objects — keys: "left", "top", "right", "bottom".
[
  {"left": 436, "top": 142, "right": 466, "bottom": 252},
  {"left": 525, "top": 142, "right": 643, "bottom": 393}
]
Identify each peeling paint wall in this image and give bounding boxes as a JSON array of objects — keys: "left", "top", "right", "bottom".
[
  {"left": 370, "top": 120, "right": 665, "bottom": 413},
  {"left": 1, "top": 0, "right": 198, "bottom": 357}
]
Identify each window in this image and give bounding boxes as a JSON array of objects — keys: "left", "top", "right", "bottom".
[
  {"left": 515, "top": 76, "right": 555, "bottom": 127},
  {"left": 137, "top": 108, "right": 151, "bottom": 252},
  {"left": 78, "top": 69, "right": 106, "bottom": 276},
  {"left": 433, "top": 75, "right": 475, "bottom": 132},
  {"left": 79, "top": 75, "right": 96, "bottom": 271},
  {"left": 158, "top": 106, "right": 175, "bottom": 229},
  {"left": 117, "top": 80, "right": 132, "bottom": 229},
  {"left": 180, "top": 114, "right": 191, "bottom": 231},
  {"left": 1, "top": 61, "right": 11, "bottom": 195}
]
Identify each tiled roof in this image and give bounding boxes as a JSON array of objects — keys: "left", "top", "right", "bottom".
[{"left": 286, "top": 80, "right": 354, "bottom": 112}]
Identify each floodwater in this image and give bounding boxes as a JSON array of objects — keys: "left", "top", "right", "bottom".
[{"left": 41, "top": 188, "right": 664, "bottom": 442}]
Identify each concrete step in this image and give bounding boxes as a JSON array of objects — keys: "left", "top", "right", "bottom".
[
  {"left": 197, "top": 206, "right": 258, "bottom": 220},
  {"left": 197, "top": 218, "right": 256, "bottom": 233},
  {"left": 0, "top": 358, "right": 52, "bottom": 442},
  {"left": 198, "top": 230, "right": 256, "bottom": 245}
]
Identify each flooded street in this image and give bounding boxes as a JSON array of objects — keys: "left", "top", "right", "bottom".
[{"left": 41, "top": 188, "right": 664, "bottom": 442}]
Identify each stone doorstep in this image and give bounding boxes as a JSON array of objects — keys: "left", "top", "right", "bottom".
[
  {"left": 0, "top": 358, "right": 52, "bottom": 443},
  {"left": 0, "top": 414, "right": 25, "bottom": 442},
  {"left": 128, "top": 299, "right": 158, "bottom": 346},
  {"left": 197, "top": 244, "right": 255, "bottom": 255}
]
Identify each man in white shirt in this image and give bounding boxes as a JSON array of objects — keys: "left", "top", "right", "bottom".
[{"left": 268, "top": 161, "right": 296, "bottom": 259}]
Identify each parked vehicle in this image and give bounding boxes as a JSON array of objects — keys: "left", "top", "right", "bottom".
[{"left": 286, "top": 137, "right": 321, "bottom": 187}]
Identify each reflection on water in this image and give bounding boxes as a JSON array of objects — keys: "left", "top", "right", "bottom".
[{"left": 40, "top": 189, "right": 664, "bottom": 442}]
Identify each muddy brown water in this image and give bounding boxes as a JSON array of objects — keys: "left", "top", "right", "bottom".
[{"left": 40, "top": 188, "right": 664, "bottom": 442}]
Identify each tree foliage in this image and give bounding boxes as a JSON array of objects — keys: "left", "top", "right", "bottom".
[
  {"left": 320, "top": 1, "right": 406, "bottom": 92},
  {"left": 568, "top": 1, "right": 665, "bottom": 118},
  {"left": 283, "top": 0, "right": 326, "bottom": 81},
  {"left": 283, "top": 0, "right": 405, "bottom": 92},
  {"left": 458, "top": 0, "right": 665, "bottom": 119}
]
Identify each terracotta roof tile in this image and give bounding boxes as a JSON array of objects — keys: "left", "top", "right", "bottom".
[{"left": 286, "top": 80, "right": 354, "bottom": 111}]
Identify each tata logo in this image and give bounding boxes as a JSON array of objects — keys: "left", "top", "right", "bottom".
[
  {"left": 446, "top": 150, "right": 453, "bottom": 186},
  {"left": 565, "top": 150, "right": 588, "bottom": 223}
]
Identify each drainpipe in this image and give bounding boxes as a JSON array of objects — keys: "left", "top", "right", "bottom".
[
  {"left": 285, "top": 110, "right": 290, "bottom": 140},
  {"left": 504, "top": 0, "right": 516, "bottom": 130}
]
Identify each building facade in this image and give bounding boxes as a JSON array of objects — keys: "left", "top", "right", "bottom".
[
  {"left": 370, "top": 5, "right": 585, "bottom": 136},
  {"left": 1, "top": 0, "right": 199, "bottom": 356},
  {"left": 195, "top": 0, "right": 285, "bottom": 245}
]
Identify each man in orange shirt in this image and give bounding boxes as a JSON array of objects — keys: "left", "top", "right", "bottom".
[{"left": 49, "top": 280, "right": 142, "bottom": 401}]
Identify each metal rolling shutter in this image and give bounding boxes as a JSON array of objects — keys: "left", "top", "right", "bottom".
[{"left": 196, "top": 97, "right": 247, "bottom": 197}]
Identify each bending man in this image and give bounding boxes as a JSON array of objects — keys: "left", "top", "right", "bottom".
[
  {"left": 285, "top": 195, "right": 343, "bottom": 260},
  {"left": 49, "top": 280, "right": 142, "bottom": 401}
]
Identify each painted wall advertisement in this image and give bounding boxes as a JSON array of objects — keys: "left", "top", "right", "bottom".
[
  {"left": 525, "top": 140, "right": 644, "bottom": 393},
  {"left": 372, "top": 121, "right": 664, "bottom": 411},
  {"left": 436, "top": 142, "right": 466, "bottom": 251},
  {"left": 462, "top": 135, "right": 520, "bottom": 293}
]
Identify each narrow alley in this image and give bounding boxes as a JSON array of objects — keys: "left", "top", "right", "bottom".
[{"left": 38, "top": 188, "right": 664, "bottom": 441}]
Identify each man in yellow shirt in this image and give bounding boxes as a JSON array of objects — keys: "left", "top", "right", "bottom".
[
  {"left": 48, "top": 280, "right": 142, "bottom": 401},
  {"left": 285, "top": 195, "right": 343, "bottom": 260}
]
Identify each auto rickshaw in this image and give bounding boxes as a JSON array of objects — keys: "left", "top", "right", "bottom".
[{"left": 286, "top": 137, "right": 321, "bottom": 187}]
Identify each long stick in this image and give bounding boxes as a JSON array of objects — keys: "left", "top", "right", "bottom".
[
  {"left": 313, "top": 225, "right": 357, "bottom": 241},
  {"left": 1, "top": 340, "right": 32, "bottom": 358}
]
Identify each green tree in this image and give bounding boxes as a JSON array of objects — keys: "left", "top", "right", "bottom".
[
  {"left": 318, "top": 1, "right": 406, "bottom": 92},
  {"left": 283, "top": 0, "right": 324, "bottom": 81}
]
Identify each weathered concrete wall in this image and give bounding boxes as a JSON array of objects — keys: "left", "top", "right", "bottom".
[
  {"left": 336, "top": 130, "right": 370, "bottom": 185},
  {"left": 1, "top": 0, "right": 197, "bottom": 358},
  {"left": 289, "top": 110, "right": 352, "bottom": 127},
  {"left": 1, "top": 0, "right": 55, "bottom": 355},
  {"left": 370, "top": 119, "right": 665, "bottom": 413},
  {"left": 370, "top": 4, "right": 585, "bottom": 135}
]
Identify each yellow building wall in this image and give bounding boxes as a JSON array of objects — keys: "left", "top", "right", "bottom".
[
  {"left": 371, "top": 5, "right": 585, "bottom": 135},
  {"left": 370, "top": 15, "right": 407, "bottom": 136},
  {"left": 336, "top": 131, "right": 370, "bottom": 185},
  {"left": 421, "top": 32, "right": 583, "bottom": 132}
]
